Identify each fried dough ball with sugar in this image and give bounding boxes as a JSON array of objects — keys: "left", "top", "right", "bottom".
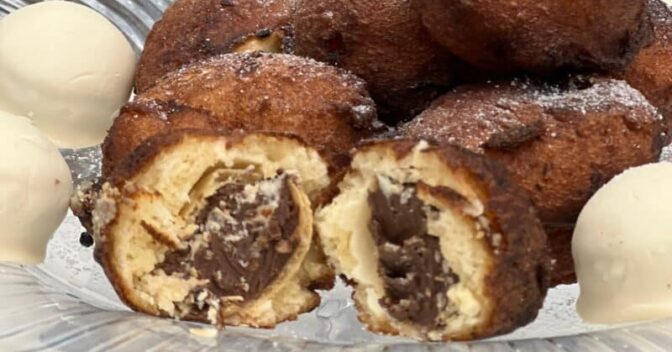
[
  {"left": 623, "top": 0, "right": 672, "bottom": 138},
  {"left": 136, "top": 0, "right": 295, "bottom": 92},
  {"left": 413, "top": 0, "right": 653, "bottom": 73},
  {"left": 92, "top": 130, "right": 334, "bottom": 328},
  {"left": 401, "top": 76, "right": 667, "bottom": 284},
  {"left": 293, "top": 0, "right": 460, "bottom": 124},
  {"left": 104, "top": 52, "right": 382, "bottom": 176},
  {"left": 315, "top": 139, "right": 549, "bottom": 341}
]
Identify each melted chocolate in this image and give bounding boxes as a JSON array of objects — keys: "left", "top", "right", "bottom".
[
  {"left": 158, "top": 174, "right": 299, "bottom": 311},
  {"left": 368, "top": 184, "right": 458, "bottom": 327}
]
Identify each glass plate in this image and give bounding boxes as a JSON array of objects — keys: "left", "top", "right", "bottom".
[{"left": 2, "top": 1, "right": 672, "bottom": 350}]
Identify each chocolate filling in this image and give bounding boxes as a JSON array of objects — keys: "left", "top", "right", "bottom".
[
  {"left": 368, "top": 183, "right": 459, "bottom": 328},
  {"left": 157, "top": 173, "right": 299, "bottom": 320}
]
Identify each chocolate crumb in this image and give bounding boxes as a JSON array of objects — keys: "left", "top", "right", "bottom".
[{"left": 79, "top": 232, "right": 94, "bottom": 248}]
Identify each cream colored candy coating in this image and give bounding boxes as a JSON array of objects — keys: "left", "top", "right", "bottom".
[
  {"left": 0, "top": 1, "right": 136, "bottom": 148},
  {"left": 0, "top": 111, "right": 72, "bottom": 264},
  {"left": 574, "top": 162, "right": 672, "bottom": 324}
]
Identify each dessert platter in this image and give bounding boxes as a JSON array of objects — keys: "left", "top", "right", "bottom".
[{"left": 3, "top": 0, "right": 672, "bottom": 350}]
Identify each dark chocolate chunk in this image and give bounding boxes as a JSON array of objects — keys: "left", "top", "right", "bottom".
[
  {"left": 79, "top": 232, "right": 94, "bottom": 248},
  {"left": 157, "top": 174, "right": 299, "bottom": 318},
  {"left": 368, "top": 183, "right": 458, "bottom": 327}
]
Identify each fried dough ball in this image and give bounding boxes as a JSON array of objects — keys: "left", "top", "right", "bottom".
[
  {"left": 315, "top": 139, "right": 549, "bottom": 341},
  {"left": 401, "top": 76, "right": 667, "bottom": 285},
  {"left": 293, "top": 0, "right": 460, "bottom": 123},
  {"left": 92, "top": 130, "right": 334, "bottom": 327},
  {"left": 136, "top": 0, "right": 295, "bottom": 93},
  {"left": 413, "top": 0, "right": 653, "bottom": 73},
  {"left": 624, "top": 0, "right": 672, "bottom": 137},
  {"left": 104, "top": 52, "right": 382, "bottom": 176}
]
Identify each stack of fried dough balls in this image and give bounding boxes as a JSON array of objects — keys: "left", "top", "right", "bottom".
[
  {"left": 78, "top": 0, "right": 672, "bottom": 342},
  {"left": 400, "top": 0, "right": 671, "bottom": 284},
  {"left": 135, "top": 0, "right": 461, "bottom": 124}
]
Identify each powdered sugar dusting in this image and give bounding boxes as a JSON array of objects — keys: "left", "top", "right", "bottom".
[
  {"left": 137, "top": 0, "right": 297, "bottom": 91},
  {"left": 529, "top": 79, "right": 661, "bottom": 118},
  {"left": 401, "top": 76, "right": 663, "bottom": 151},
  {"left": 136, "top": 52, "right": 383, "bottom": 137}
]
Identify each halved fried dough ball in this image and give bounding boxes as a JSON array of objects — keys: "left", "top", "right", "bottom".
[
  {"left": 624, "top": 0, "right": 672, "bottom": 137},
  {"left": 401, "top": 76, "right": 667, "bottom": 284},
  {"left": 293, "top": 0, "right": 460, "bottom": 123},
  {"left": 315, "top": 139, "right": 549, "bottom": 341},
  {"left": 413, "top": 0, "right": 653, "bottom": 73},
  {"left": 92, "top": 130, "right": 334, "bottom": 328},
  {"left": 104, "top": 52, "right": 382, "bottom": 176},
  {"left": 136, "top": 0, "right": 295, "bottom": 93}
]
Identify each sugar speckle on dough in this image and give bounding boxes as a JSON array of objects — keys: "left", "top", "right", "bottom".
[
  {"left": 401, "top": 76, "right": 662, "bottom": 152},
  {"left": 530, "top": 79, "right": 661, "bottom": 118}
]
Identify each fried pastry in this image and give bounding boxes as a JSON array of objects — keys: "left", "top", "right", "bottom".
[
  {"left": 104, "top": 52, "right": 382, "bottom": 176},
  {"left": 315, "top": 139, "right": 549, "bottom": 341},
  {"left": 136, "top": 0, "right": 295, "bottom": 92},
  {"left": 293, "top": 0, "right": 460, "bottom": 123},
  {"left": 413, "top": 0, "right": 653, "bottom": 73},
  {"left": 92, "top": 130, "right": 334, "bottom": 328},
  {"left": 401, "top": 76, "right": 667, "bottom": 284},
  {"left": 624, "top": 0, "right": 672, "bottom": 137}
]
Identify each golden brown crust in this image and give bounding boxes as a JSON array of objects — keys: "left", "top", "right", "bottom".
[
  {"left": 623, "top": 0, "right": 672, "bottom": 138},
  {"left": 437, "top": 142, "right": 549, "bottom": 338},
  {"left": 136, "top": 0, "right": 296, "bottom": 92},
  {"left": 94, "top": 186, "right": 135, "bottom": 314},
  {"left": 400, "top": 76, "right": 666, "bottom": 285},
  {"left": 96, "top": 129, "right": 335, "bottom": 328},
  {"left": 104, "top": 52, "right": 382, "bottom": 176},
  {"left": 414, "top": 0, "right": 653, "bottom": 73},
  {"left": 293, "top": 0, "right": 460, "bottom": 123}
]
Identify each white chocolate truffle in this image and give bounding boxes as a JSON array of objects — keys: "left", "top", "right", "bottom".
[
  {"left": 574, "top": 162, "right": 672, "bottom": 324},
  {"left": 0, "top": 111, "right": 73, "bottom": 264},
  {"left": 0, "top": 1, "right": 136, "bottom": 148}
]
